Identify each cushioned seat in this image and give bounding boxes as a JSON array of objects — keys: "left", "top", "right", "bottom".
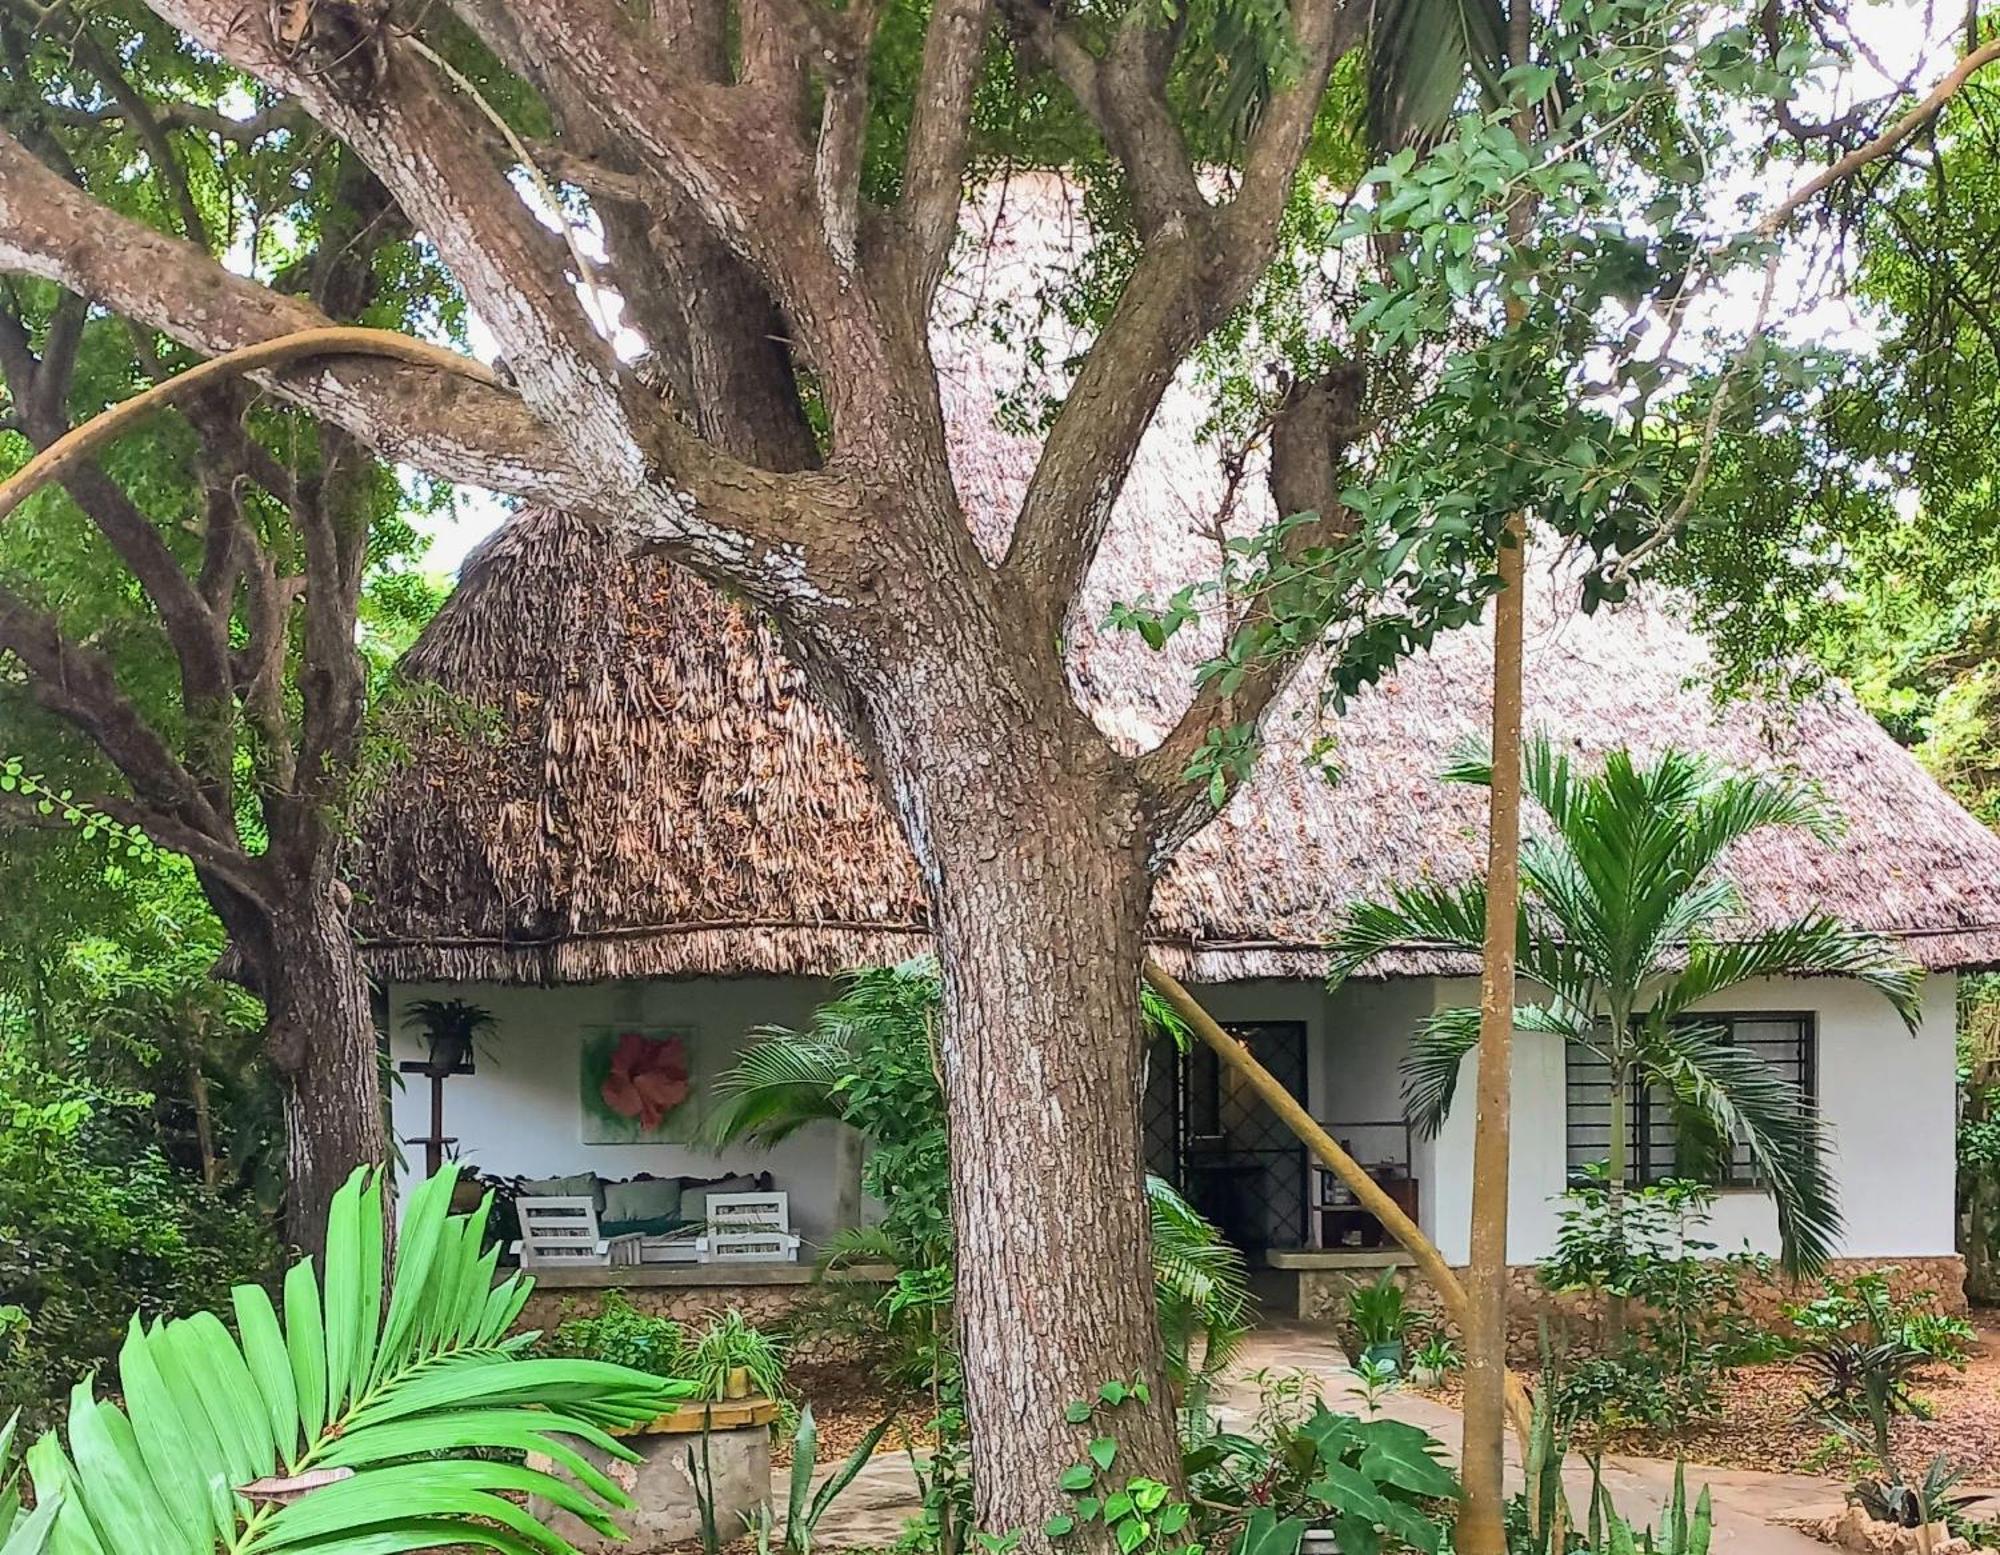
[{"left": 600, "top": 1214, "right": 696, "bottom": 1239}]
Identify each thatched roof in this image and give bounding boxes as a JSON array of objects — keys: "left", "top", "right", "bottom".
[
  {"left": 354, "top": 504, "right": 2000, "bottom": 983},
  {"left": 353, "top": 177, "right": 2000, "bottom": 985}
]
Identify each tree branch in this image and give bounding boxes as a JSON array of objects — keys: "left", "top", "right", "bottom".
[
  {"left": 144, "top": 0, "right": 664, "bottom": 505},
  {"left": 0, "top": 580, "right": 242, "bottom": 857},
  {"left": 815, "top": 0, "right": 891, "bottom": 272},
  {"left": 896, "top": 0, "right": 994, "bottom": 299},
  {"left": 1133, "top": 367, "right": 1367, "bottom": 845},
  {"left": 1002, "top": 0, "right": 1361, "bottom": 633},
  {"left": 1002, "top": 1, "right": 1205, "bottom": 240},
  {"left": 0, "top": 124, "right": 579, "bottom": 503}
]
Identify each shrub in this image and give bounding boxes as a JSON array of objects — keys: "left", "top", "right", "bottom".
[
  {"left": 1538, "top": 1171, "right": 1776, "bottom": 1433},
  {"left": 541, "top": 1288, "right": 687, "bottom": 1377},
  {"left": 0, "top": 1056, "right": 278, "bottom": 1428},
  {"left": 1785, "top": 1268, "right": 1975, "bottom": 1365}
]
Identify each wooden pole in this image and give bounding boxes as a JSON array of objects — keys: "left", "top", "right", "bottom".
[
  {"left": 1141, "top": 959, "right": 1535, "bottom": 1448},
  {"left": 1458, "top": 511, "right": 1528, "bottom": 1555}
]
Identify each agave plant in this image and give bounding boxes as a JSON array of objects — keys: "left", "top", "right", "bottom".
[
  {"left": 1330, "top": 736, "right": 1924, "bottom": 1276},
  {"left": 0, "top": 1163, "right": 687, "bottom": 1554}
]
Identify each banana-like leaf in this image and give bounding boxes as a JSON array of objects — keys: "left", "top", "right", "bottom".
[{"left": 3, "top": 1164, "right": 690, "bottom": 1554}]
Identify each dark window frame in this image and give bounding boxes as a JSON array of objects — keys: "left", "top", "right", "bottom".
[{"left": 1563, "top": 1011, "right": 1817, "bottom": 1189}]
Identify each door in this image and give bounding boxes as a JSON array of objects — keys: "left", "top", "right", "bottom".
[{"left": 1143, "top": 1020, "right": 1309, "bottom": 1256}]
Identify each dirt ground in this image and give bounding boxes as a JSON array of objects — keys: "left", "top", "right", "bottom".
[
  {"left": 1418, "top": 1310, "right": 2000, "bottom": 1481},
  {"left": 774, "top": 1358, "right": 933, "bottom": 1470}
]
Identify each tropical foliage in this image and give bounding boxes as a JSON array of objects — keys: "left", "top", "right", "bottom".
[
  {"left": 1536, "top": 1173, "right": 1774, "bottom": 1434},
  {"left": 709, "top": 959, "right": 1250, "bottom": 1402},
  {"left": 1330, "top": 737, "right": 1924, "bottom": 1274},
  {"left": 712, "top": 955, "right": 1248, "bottom": 1391},
  {"left": 0, "top": 1162, "right": 686, "bottom": 1554},
  {"left": 0, "top": 1041, "right": 278, "bottom": 1431}
]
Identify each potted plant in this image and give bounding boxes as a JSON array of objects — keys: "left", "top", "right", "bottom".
[
  {"left": 403, "top": 997, "right": 498, "bottom": 1077},
  {"left": 685, "top": 1308, "right": 788, "bottom": 1404},
  {"left": 1345, "top": 1270, "right": 1408, "bottom": 1375},
  {"left": 400, "top": 999, "right": 499, "bottom": 1179}
]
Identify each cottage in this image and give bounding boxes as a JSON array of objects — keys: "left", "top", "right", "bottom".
[
  {"left": 355, "top": 180, "right": 2000, "bottom": 1312},
  {"left": 358, "top": 507, "right": 2000, "bottom": 1312}
]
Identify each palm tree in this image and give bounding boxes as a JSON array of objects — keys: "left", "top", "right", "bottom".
[
  {"left": 1329, "top": 736, "right": 1925, "bottom": 1276},
  {"left": 0, "top": 1162, "right": 684, "bottom": 1554}
]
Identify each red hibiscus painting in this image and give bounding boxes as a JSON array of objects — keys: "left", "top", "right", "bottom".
[{"left": 598, "top": 1031, "right": 691, "bottom": 1132}]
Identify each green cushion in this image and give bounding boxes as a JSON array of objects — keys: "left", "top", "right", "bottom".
[
  {"left": 602, "top": 1214, "right": 694, "bottom": 1240},
  {"left": 603, "top": 1176, "right": 684, "bottom": 1225},
  {"left": 519, "top": 1172, "right": 602, "bottom": 1211}
]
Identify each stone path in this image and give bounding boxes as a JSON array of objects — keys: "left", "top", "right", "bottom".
[{"left": 811, "top": 1325, "right": 1855, "bottom": 1554}]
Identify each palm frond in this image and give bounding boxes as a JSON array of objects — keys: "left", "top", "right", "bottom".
[
  {"left": 1400, "top": 1005, "right": 1482, "bottom": 1135},
  {"left": 1147, "top": 1175, "right": 1253, "bottom": 1394},
  {"left": 1681, "top": 770, "right": 1840, "bottom": 876},
  {"left": 1641, "top": 1020, "right": 1842, "bottom": 1277},
  {"left": 1364, "top": 0, "right": 1508, "bottom": 150},
  {"left": 1401, "top": 1002, "right": 1581, "bottom": 1134},
  {"left": 1655, "top": 917, "right": 1924, "bottom": 1032},
  {"left": 1328, "top": 880, "right": 1494, "bottom": 985},
  {"left": 704, "top": 1032, "right": 856, "bottom": 1147},
  {"left": 10, "top": 1165, "right": 687, "bottom": 1554}
]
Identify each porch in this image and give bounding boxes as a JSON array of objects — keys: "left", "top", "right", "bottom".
[{"left": 386, "top": 972, "right": 1435, "bottom": 1292}]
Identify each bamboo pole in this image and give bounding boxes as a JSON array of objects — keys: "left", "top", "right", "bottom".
[
  {"left": 1141, "top": 959, "right": 1535, "bottom": 1448},
  {"left": 1459, "top": 511, "right": 1528, "bottom": 1555},
  {"left": 0, "top": 326, "right": 496, "bottom": 526}
]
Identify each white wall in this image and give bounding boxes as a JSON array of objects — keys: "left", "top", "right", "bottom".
[
  {"left": 389, "top": 966, "right": 1960, "bottom": 1265},
  {"left": 386, "top": 977, "right": 849, "bottom": 1243},
  {"left": 1420, "top": 972, "right": 1961, "bottom": 1265}
]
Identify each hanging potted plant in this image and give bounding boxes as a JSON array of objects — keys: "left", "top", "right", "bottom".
[{"left": 401, "top": 999, "right": 498, "bottom": 1186}]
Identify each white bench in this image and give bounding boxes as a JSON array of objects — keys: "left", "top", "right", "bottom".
[
  {"left": 514, "top": 1195, "right": 644, "bottom": 1269},
  {"left": 693, "top": 1190, "right": 801, "bottom": 1264}
]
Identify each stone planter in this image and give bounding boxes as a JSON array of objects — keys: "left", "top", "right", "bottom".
[
  {"left": 528, "top": 1395, "right": 776, "bottom": 1553},
  {"left": 1301, "top": 1527, "right": 1341, "bottom": 1555}
]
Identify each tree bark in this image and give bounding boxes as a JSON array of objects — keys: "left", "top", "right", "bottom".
[
  {"left": 864, "top": 623, "right": 1179, "bottom": 1546},
  {"left": 260, "top": 890, "right": 387, "bottom": 1258},
  {"left": 1459, "top": 511, "right": 1527, "bottom": 1555}
]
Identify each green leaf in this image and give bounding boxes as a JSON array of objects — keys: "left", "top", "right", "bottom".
[
  {"left": 1236, "top": 1508, "right": 1306, "bottom": 1555},
  {"left": 1060, "top": 1464, "right": 1096, "bottom": 1492},
  {"left": 1045, "top": 1516, "right": 1076, "bottom": 1538},
  {"left": 284, "top": 1260, "right": 328, "bottom": 1445},
  {"left": 1088, "top": 1437, "right": 1117, "bottom": 1472},
  {"left": 233, "top": 1286, "right": 300, "bottom": 1471},
  {"left": 1356, "top": 1421, "right": 1459, "bottom": 1500},
  {"left": 1065, "top": 1401, "right": 1093, "bottom": 1424}
]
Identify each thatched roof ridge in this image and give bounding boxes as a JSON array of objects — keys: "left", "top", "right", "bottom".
[
  {"left": 352, "top": 174, "right": 2000, "bottom": 983},
  {"left": 354, "top": 505, "right": 2000, "bottom": 984}
]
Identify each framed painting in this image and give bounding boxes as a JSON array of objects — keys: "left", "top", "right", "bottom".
[{"left": 579, "top": 1024, "right": 697, "bottom": 1144}]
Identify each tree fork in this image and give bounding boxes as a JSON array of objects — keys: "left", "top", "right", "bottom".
[{"left": 1140, "top": 960, "right": 1535, "bottom": 1447}]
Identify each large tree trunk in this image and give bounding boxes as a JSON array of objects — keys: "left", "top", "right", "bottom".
[
  {"left": 863, "top": 618, "right": 1180, "bottom": 1546},
  {"left": 262, "top": 890, "right": 388, "bottom": 1258}
]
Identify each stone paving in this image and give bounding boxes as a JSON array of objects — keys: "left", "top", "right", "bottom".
[{"left": 811, "top": 1325, "right": 1859, "bottom": 1554}]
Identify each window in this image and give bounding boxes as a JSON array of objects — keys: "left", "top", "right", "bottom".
[{"left": 1563, "top": 1014, "right": 1816, "bottom": 1187}]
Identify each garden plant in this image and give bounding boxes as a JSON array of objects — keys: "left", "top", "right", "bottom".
[{"left": 0, "top": 1162, "right": 688, "bottom": 1553}]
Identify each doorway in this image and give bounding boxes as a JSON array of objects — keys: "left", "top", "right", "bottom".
[{"left": 1143, "top": 1020, "right": 1310, "bottom": 1257}]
